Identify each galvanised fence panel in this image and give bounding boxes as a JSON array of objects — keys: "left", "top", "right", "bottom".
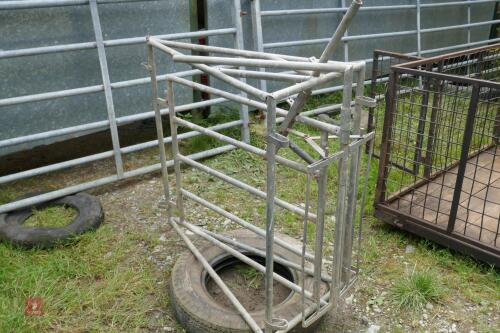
[{"left": 0, "top": 0, "right": 192, "bottom": 155}]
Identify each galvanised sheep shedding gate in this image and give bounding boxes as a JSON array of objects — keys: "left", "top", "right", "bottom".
[
  {"left": 147, "top": 1, "right": 376, "bottom": 331},
  {"left": 375, "top": 44, "right": 500, "bottom": 266}
]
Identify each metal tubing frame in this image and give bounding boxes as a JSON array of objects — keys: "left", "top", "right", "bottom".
[
  {"left": 149, "top": 24, "right": 371, "bottom": 329},
  {"left": 89, "top": 0, "right": 123, "bottom": 178}
]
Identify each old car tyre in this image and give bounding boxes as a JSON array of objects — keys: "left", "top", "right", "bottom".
[
  {"left": 169, "top": 229, "right": 326, "bottom": 333},
  {"left": 0, "top": 192, "right": 104, "bottom": 248}
]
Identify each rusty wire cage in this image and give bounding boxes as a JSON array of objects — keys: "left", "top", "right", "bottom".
[{"left": 374, "top": 44, "right": 500, "bottom": 266}]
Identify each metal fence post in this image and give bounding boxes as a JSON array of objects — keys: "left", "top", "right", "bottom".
[
  {"left": 250, "top": 0, "right": 267, "bottom": 92},
  {"left": 343, "top": 64, "right": 366, "bottom": 283},
  {"left": 447, "top": 84, "right": 480, "bottom": 233},
  {"left": 367, "top": 51, "right": 380, "bottom": 153},
  {"left": 341, "top": 0, "right": 349, "bottom": 62},
  {"left": 233, "top": 0, "right": 250, "bottom": 143},
  {"left": 413, "top": 63, "right": 433, "bottom": 176},
  {"left": 423, "top": 61, "right": 445, "bottom": 178},
  {"left": 89, "top": 0, "right": 124, "bottom": 178},
  {"left": 417, "top": 0, "right": 422, "bottom": 57},
  {"left": 375, "top": 70, "right": 399, "bottom": 205},
  {"left": 264, "top": 95, "right": 277, "bottom": 333}
]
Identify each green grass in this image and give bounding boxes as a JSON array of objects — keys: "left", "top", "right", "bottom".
[
  {"left": 392, "top": 269, "right": 445, "bottom": 310},
  {"left": 234, "top": 264, "right": 264, "bottom": 290},
  {"left": 0, "top": 223, "right": 171, "bottom": 333},
  {"left": 24, "top": 206, "right": 77, "bottom": 228}
]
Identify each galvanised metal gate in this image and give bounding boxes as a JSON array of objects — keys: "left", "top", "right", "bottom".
[{"left": 0, "top": 0, "right": 249, "bottom": 214}]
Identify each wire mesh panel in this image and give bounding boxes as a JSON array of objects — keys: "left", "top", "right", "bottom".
[
  {"left": 375, "top": 44, "right": 500, "bottom": 266},
  {"left": 368, "top": 50, "right": 422, "bottom": 158}
]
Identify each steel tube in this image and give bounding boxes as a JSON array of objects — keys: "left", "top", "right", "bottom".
[
  {"left": 318, "top": 0, "right": 362, "bottom": 64},
  {"left": 149, "top": 38, "right": 269, "bottom": 101},
  {"left": 90, "top": 0, "right": 123, "bottom": 177},
  {"left": 0, "top": 119, "right": 242, "bottom": 185},
  {"left": 0, "top": 97, "right": 228, "bottom": 149},
  {"left": 204, "top": 230, "right": 332, "bottom": 282},
  {"left": 169, "top": 219, "right": 263, "bottom": 333},
  {"left": 0, "top": 145, "right": 234, "bottom": 214},
  {"left": 251, "top": 0, "right": 267, "bottom": 92},
  {"left": 148, "top": 45, "right": 172, "bottom": 213},
  {"left": 331, "top": 66, "right": 354, "bottom": 307},
  {"left": 220, "top": 69, "right": 310, "bottom": 82},
  {"left": 261, "top": 5, "right": 413, "bottom": 16},
  {"left": 342, "top": 64, "right": 365, "bottom": 283},
  {"left": 260, "top": 0, "right": 498, "bottom": 16},
  {"left": 157, "top": 39, "right": 297, "bottom": 61},
  {"left": 264, "top": 30, "right": 416, "bottom": 49},
  {"left": 0, "top": 29, "right": 236, "bottom": 59},
  {"left": 174, "top": 117, "right": 307, "bottom": 173},
  {"left": 177, "top": 154, "right": 316, "bottom": 221},
  {"left": 166, "top": 74, "right": 341, "bottom": 135},
  {"left": 180, "top": 189, "right": 318, "bottom": 262},
  {"left": 264, "top": 96, "right": 277, "bottom": 333},
  {"left": 312, "top": 131, "right": 329, "bottom": 312},
  {"left": 271, "top": 71, "right": 342, "bottom": 101},
  {"left": 167, "top": 80, "right": 185, "bottom": 220},
  {"left": 0, "top": 0, "right": 160, "bottom": 10},
  {"left": 172, "top": 54, "right": 350, "bottom": 73},
  {"left": 232, "top": 0, "right": 250, "bottom": 144}
]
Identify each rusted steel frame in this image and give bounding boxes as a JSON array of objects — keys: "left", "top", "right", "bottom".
[{"left": 374, "top": 70, "right": 399, "bottom": 204}]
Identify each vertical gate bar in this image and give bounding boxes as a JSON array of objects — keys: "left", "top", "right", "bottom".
[
  {"left": 264, "top": 96, "right": 277, "bottom": 333},
  {"left": 375, "top": 70, "right": 399, "bottom": 204},
  {"left": 251, "top": 0, "right": 267, "bottom": 92},
  {"left": 167, "top": 80, "right": 185, "bottom": 221},
  {"left": 467, "top": 0, "right": 472, "bottom": 46},
  {"left": 423, "top": 61, "right": 445, "bottom": 178},
  {"left": 89, "top": 0, "right": 124, "bottom": 178},
  {"left": 416, "top": 0, "right": 422, "bottom": 57},
  {"left": 356, "top": 136, "right": 375, "bottom": 269},
  {"left": 342, "top": 64, "right": 365, "bottom": 283},
  {"left": 233, "top": 0, "right": 250, "bottom": 143},
  {"left": 413, "top": 64, "right": 433, "bottom": 176},
  {"left": 312, "top": 130, "right": 329, "bottom": 309},
  {"left": 494, "top": 102, "right": 500, "bottom": 145},
  {"left": 331, "top": 65, "right": 354, "bottom": 307},
  {"left": 367, "top": 51, "right": 379, "bottom": 153},
  {"left": 147, "top": 45, "right": 172, "bottom": 214},
  {"left": 447, "top": 84, "right": 480, "bottom": 233},
  {"left": 341, "top": 0, "right": 349, "bottom": 62},
  {"left": 301, "top": 173, "right": 312, "bottom": 325}
]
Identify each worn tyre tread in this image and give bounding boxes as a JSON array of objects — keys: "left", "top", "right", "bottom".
[
  {"left": 169, "top": 229, "right": 325, "bottom": 333},
  {"left": 0, "top": 192, "right": 104, "bottom": 248}
]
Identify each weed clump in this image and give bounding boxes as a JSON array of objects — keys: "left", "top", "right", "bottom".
[{"left": 392, "top": 269, "right": 444, "bottom": 310}]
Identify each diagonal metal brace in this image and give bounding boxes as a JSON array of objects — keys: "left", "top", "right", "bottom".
[{"left": 277, "top": 90, "right": 312, "bottom": 134}]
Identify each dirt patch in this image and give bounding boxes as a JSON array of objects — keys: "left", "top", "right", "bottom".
[{"left": 207, "top": 262, "right": 293, "bottom": 312}]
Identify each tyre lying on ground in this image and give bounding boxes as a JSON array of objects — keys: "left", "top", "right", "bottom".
[
  {"left": 170, "top": 229, "right": 327, "bottom": 333},
  {"left": 0, "top": 192, "right": 104, "bottom": 248}
]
